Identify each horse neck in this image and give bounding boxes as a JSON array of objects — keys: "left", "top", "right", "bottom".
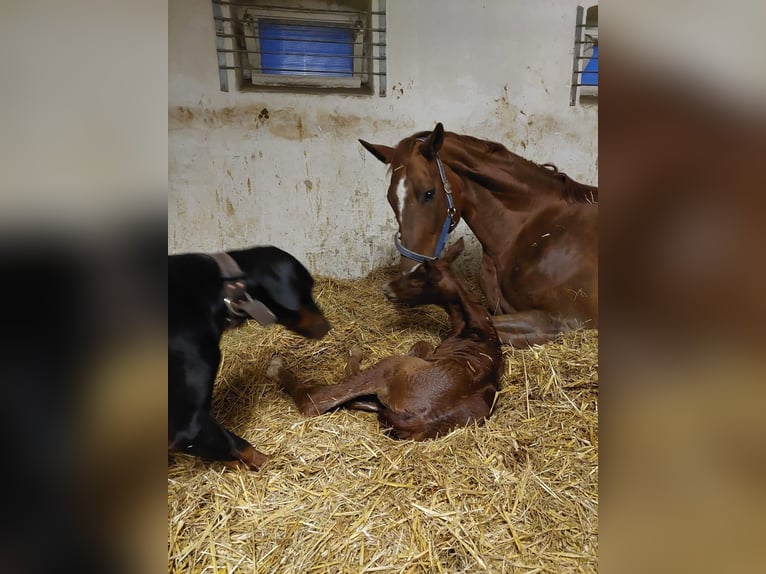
[
  {"left": 440, "top": 275, "right": 496, "bottom": 340},
  {"left": 446, "top": 148, "right": 570, "bottom": 253}
]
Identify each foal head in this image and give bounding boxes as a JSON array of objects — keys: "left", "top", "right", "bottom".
[
  {"left": 382, "top": 238, "right": 465, "bottom": 306},
  {"left": 360, "top": 123, "right": 462, "bottom": 274}
]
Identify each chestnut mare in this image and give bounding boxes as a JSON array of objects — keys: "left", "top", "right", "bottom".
[{"left": 360, "top": 123, "right": 598, "bottom": 346}]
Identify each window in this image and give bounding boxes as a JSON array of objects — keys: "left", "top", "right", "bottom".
[
  {"left": 212, "top": 0, "right": 387, "bottom": 95},
  {"left": 570, "top": 5, "right": 598, "bottom": 105}
]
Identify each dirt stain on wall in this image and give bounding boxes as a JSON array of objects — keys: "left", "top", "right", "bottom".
[{"left": 170, "top": 105, "right": 415, "bottom": 141}]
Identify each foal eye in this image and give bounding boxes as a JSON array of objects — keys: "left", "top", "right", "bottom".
[{"left": 423, "top": 189, "right": 435, "bottom": 202}]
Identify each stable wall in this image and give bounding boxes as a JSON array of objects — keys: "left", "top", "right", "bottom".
[{"left": 169, "top": 0, "right": 598, "bottom": 278}]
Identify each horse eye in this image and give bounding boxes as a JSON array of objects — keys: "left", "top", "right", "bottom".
[{"left": 423, "top": 189, "right": 435, "bottom": 202}]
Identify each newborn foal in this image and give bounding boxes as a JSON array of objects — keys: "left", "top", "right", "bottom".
[{"left": 268, "top": 238, "right": 503, "bottom": 440}]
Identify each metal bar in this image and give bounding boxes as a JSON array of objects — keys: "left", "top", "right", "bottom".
[
  {"left": 378, "top": 0, "right": 386, "bottom": 96},
  {"left": 217, "top": 49, "right": 386, "bottom": 61},
  {"left": 214, "top": 15, "right": 386, "bottom": 32},
  {"left": 216, "top": 32, "right": 386, "bottom": 47},
  {"left": 217, "top": 65, "right": 387, "bottom": 76},
  {"left": 212, "top": 1, "right": 229, "bottom": 91},
  {"left": 220, "top": 36, "right": 361, "bottom": 44},
  {"left": 570, "top": 5, "right": 584, "bottom": 106},
  {"left": 212, "top": 1, "right": 384, "bottom": 16},
  {"left": 215, "top": 16, "right": 381, "bottom": 30}
]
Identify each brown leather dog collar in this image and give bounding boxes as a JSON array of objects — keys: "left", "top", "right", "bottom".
[{"left": 209, "top": 252, "right": 277, "bottom": 327}]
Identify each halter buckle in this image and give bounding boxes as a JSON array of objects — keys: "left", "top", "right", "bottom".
[{"left": 224, "top": 292, "right": 253, "bottom": 317}]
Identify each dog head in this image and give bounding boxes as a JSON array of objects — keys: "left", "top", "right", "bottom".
[{"left": 228, "top": 246, "right": 330, "bottom": 339}]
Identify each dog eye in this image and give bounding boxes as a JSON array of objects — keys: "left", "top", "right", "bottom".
[{"left": 423, "top": 189, "right": 435, "bottom": 203}]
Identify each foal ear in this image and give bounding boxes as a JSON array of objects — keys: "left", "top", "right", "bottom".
[
  {"left": 420, "top": 123, "right": 445, "bottom": 158},
  {"left": 359, "top": 140, "right": 395, "bottom": 164},
  {"left": 442, "top": 237, "right": 465, "bottom": 263}
]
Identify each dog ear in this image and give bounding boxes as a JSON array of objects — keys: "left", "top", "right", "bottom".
[{"left": 259, "top": 262, "right": 302, "bottom": 312}]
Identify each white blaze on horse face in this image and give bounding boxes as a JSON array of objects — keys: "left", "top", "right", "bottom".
[{"left": 395, "top": 175, "right": 408, "bottom": 224}]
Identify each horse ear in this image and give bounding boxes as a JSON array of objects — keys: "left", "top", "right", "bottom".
[
  {"left": 421, "top": 123, "right": 445, "bottom": 157},
  {"left": 422, "top": 260, "right": 442, "bottom": 282},
  {"left": 442, "top": 237, "right": 465, "bottom": 263},
  {"left": 359, "top": 140, "right": 395, "bottom": 164}
]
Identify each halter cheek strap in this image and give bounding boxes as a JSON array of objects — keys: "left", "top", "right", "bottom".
[{"left": 395, "top": 144, "right": 459, "bottom": 263}]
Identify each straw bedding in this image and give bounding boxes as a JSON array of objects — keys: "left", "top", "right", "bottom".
[{"left": 168, "top": 266, "right": 598, "bottom": 573}]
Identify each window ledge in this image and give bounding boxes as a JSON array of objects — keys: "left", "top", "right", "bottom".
[{"left": 249, "top": 73, "right": 362, "bottom": 89}]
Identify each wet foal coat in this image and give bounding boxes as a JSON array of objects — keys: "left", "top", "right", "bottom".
[
  {"left": 360, "top": 123, "right": 598, "bottom": 346},
  {"left": 269, "top": 239, "right": 503, "bottom": 440}
]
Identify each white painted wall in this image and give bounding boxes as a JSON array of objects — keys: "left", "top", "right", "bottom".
[{"left": 169, "top": 0, "right": 598, "bottom": 278}]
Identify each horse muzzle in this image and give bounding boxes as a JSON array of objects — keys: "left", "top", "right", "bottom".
[{"left": 382, "top": 281, "right": 397, "bottom": 302}]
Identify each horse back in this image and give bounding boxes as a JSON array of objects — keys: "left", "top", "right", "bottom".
[{"left": 501, "top": 202, "right": 598, "bottom": 324}]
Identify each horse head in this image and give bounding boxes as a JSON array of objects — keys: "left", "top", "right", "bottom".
[{"left": 360, "top": 122, "right": 463, "bottom": 275}]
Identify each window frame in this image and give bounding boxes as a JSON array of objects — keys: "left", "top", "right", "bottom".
[
  {"left": 570, "top": 4, "right": 598, "bottom": 106},
  {"left": 242, "top": 11, "right": 364, "bottom": 89},
  {"left": 212, "top": 0, "right": 387, "bottom": 96}
]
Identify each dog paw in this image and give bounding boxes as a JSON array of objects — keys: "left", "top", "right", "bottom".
[
  {"left": 242, "top": 445, "right": 269, "bottom": 470},
  {"left": 224, "top": 445, "right": 269, "bottom": 471},
  {"left": 266, "top": 356, "right": 283, "bottom": 380}
]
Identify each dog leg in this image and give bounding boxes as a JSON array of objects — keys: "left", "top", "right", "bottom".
[{"left": 171, "top": 412, "right": 268, "bottom": 471}]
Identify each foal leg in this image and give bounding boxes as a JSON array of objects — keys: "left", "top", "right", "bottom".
[
  {"left": 480, "top": 254, "right": 516, "bottom": 315},
  {"left": 344, "top": 346, "right": 364, "bottom": 377},
  {"left": 491, "top": 310, "right": 575, "bottom": 347},
  {"left": 268, "top": 356, "right": 398, "bottom": 417},
  {"left": 343, "top": 346, "right": 382, "bottom": 413},
  {"left": 408, "top": 341, "right": 434, "bottom": 358},
  {"left": 266, "top": 356, "right": 305, "bottom": 400}
]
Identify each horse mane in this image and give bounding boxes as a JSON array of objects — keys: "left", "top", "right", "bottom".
[
  {"left": 540, "top": 163, "right": 599, "bottom": 203},
  {"left": 410, "top": 131, "right": 598, "bottom": 204}
]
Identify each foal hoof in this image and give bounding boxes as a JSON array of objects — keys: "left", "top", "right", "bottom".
[
  {"left": 266, "top": 356, "right": 283, "bottom": 380},
  {"left": 348, "top": 346, "right": 363, "bottom": 360}
]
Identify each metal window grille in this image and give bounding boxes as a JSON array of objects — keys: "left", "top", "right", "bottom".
[
  {"left": 212, "top": 0, "right": 387, "bottom": 96},
  {"left": 570, "top": 5, "right": 598, "bottom": 105}
]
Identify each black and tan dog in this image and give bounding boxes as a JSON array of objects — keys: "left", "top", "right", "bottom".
[{"left": 169, "top": 246, "right": 330, "bottom": 470}]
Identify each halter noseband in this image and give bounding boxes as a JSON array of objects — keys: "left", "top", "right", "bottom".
[{"left": 395, "top": 138, "right": 459, "bottom": 263}]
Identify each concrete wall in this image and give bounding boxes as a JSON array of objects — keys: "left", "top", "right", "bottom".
[{"left": 169, "top": 0, "right": 598, "bottom": 278}]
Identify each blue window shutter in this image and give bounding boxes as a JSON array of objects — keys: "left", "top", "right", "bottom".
[
  {"left": 259, "top": 21, "right": 354, "bottom": 77},
  {"left": 582, "top": 45, "right": 598, "bottom": 86}
]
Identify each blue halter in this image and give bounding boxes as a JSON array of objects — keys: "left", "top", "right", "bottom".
[{"left": 395, "top": 143, "right": 459, "bottom": 263}]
